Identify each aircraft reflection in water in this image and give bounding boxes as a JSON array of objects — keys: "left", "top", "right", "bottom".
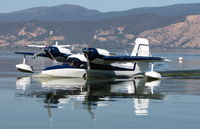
[{"left": 16, "top": 77, "right": 164, "bottom": 120}]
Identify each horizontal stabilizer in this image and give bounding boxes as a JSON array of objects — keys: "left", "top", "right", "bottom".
[
  {"left": 27, "top": 44, "right": 71, "bottom": 48},
  {"left": 57, "top": 45, "right": 71, "bottom": 48},
  {"left": 27, "top": 45, "right": 46, "bottom": 48}
]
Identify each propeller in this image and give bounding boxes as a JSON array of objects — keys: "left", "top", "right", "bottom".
[
  {"left": 48, "top": 49, "right": 56, "bottom": 60},
  {"left": 85, "top": 54, "right": 91, "bottom": 70},
  {"left": 83, "top": 34, "right": 98, "bottom": 70},
  {"left": 43, "top": 46, "right": 56, "bottom": 60},
  {"left": 83, "top": 48, "right": 91, "bottom": 70}
]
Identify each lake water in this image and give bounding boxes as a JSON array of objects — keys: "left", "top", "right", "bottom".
[{"left": 0, "top": 49, "right": 200, "bottom": 129}]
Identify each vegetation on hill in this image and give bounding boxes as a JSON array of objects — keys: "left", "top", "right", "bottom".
[{"left": 0, "top": 3, "right": 200, "bottom": 48}]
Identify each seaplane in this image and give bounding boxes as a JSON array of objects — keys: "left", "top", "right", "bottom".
[
  {"left": 15, "top": 41, "right": 72, "bottom": 73},
  {"left": 40, "top": 38, "right": 170, "bottom": 79},
  {"left": 15, "top": 30, "right": 73, "bottom": 73}
]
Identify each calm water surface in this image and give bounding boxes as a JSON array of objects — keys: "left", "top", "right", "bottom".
[{"left": 0, "top": 49, "right": 200, "bottom": 129}]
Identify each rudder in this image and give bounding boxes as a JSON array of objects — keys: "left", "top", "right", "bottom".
[
  {"left": 131, "top": 38, "right": 150, "bottom": 72},
  {"left": 131, "top": 38, "right": 149, "bottom": 57}
]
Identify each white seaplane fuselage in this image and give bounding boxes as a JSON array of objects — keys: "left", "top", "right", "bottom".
[
  {"left": 41, "top": 38, "right": 153, "bottom": 78},
  {"left": 41, "top": 62, "right": 144, "bottom": 78},
  {"left": 42, "top": 67, "right": 87, "bottom": 78},
  {"left": 33, "top": 38, "right": 168, "bottom": 79}
]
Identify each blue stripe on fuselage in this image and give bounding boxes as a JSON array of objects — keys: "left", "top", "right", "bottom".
[
  {"left": 43, "top": 64, "right": 78, "bottom": 71},
  {"left": 90, "top": 63, "right": 135, "bottom": 71},
  {"left": 102, "top": 56, "right": 162, "bottom": 61},
  {"left": 44, "top": 63, "right": 135, "bottom": 71}
]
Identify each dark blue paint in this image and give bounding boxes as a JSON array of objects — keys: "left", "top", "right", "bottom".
[
  {"left": 102, "top": 56, "right": 163, "bottom": 61},
  {"left": 44, "top": 64, "right": 78, "bottom": 70},
  {"left": 15, "top": 52, "right": 35, "bottom": 55},
  {"left": 83, "top": 48, "right": 103, "bottom": 61}
]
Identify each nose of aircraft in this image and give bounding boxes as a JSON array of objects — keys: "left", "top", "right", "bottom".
[
  {"left": 43, "top": 47, "right": 50, "bottom": 52},
  {"left": 82, "top": 48, "right": 91, "bottom": 54}
]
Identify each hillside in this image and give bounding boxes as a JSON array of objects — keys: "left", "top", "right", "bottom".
[
  {"left": 94, "top": 3, "right": 200, "bottom": 20},
  {"left": 1, "top": 3, "right": 200, "bottom": 22},
  {"left": 0, "top": 4, "right": 100, "bottom": 22},
  {"left": 139, "top": 15, "right": 200, "bottom": 48},
  {"left": 0, "top": 14, "right": 184, "bottom": 48},
  {"left": 1, "top": 3, "right": 200, "bottom": 48}
]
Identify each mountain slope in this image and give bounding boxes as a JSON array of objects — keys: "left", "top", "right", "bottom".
[
  {"left": 139, "top": 15, "right": 200, "bottom": 48},
  {"left": 99, "top": 3, "right": 200, "bottom": 19},
  {"left": 1, "top": 3, "right": 200, "bottom": 22},
  {"left": 0, "top": 4, "right": 100, "bottom": 22},
  {"left": 1, "top": 4, "right": 200, "bottom": 48},
  {"left": 0, "top": 13, "right": 184, "bottom": 48},
  {"left": 0, "top": 14, "right": 199, "bottom": 49}
]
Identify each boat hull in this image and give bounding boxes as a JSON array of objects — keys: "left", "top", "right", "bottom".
[
  {"left": 86, "top": 70, "right": 141, "bottom": 78},
  {"left": 42, "top": 68, "right": 142, "bottom": 78},
  {"left": 42, "top": 68, "right": 87, "bottom": 78}
]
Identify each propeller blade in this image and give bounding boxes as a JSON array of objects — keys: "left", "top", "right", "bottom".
[
  {"left": 85, "top": 54, "right": 91, "bottom": 70},
  {"left": 82, "top": 48, "right": 91, "bottom": 54},
  {"left": 48, "top": 49, "right": 55, "bottom": 60},
  {"left": 43, "top": 47, "right": 56, "bottom": 60}
]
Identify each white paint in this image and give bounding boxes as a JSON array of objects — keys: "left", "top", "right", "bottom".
[
  {"left": 145, "top": 71, "right": 161, "bottom": 79},
  {"left": 40, "top": 78, "right": 86, "bottom": 89},
  {"left": 96, "top": 48, "right": 111, "bottom": 56},
  {"left": 16, "top": 64, "right": 34, "bottom": 73},
  {"left": 58, "top": 47, "right": 72, "bottom": 55},
  {"left": 41, "top": 68, "right": 86, "bottom": 78},
  {"left": 41, "top": 67, "right": 143, "bottom": 78},
  {"left": 86, "top": 69, "right": 142, "bottom": 78},
  {"left": 67, "top": 54, "right": 87, "bottom": 62},
  {"left": 131, "top": 38, "right": 149, "bottom": 56},
  {"left": 178, "top": 57, "right": 183, "bottom": 63}
]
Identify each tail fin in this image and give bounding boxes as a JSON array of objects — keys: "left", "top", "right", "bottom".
[
  {"left": 131, "top": 38, "right": 150, "bottom": 72},
  {"left": 131, "top": 38, "right": 149, "bottom": 57}
]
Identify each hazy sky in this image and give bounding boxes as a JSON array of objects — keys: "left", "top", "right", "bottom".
[{"left": 1, "top": 0, "right": 200, "bottom": 13}]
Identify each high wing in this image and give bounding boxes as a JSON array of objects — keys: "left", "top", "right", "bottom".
[
  {"left": 82, "top": 47, "right": 170, "bottom": 65},
  {"left": 15, "top": 45, "right": 72, "bottom": 62},
  {"left": 101, "top": 56, "right": 169, "bottom": 63},
  {"left": 84, "top": 55, "right": 169, "bottom": 65},
  {"left": 15, "top": 52, "right": 35, "bottom": 56},
  {"left": 14, "top": 52, "right": 48, "bottom": 57}
]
